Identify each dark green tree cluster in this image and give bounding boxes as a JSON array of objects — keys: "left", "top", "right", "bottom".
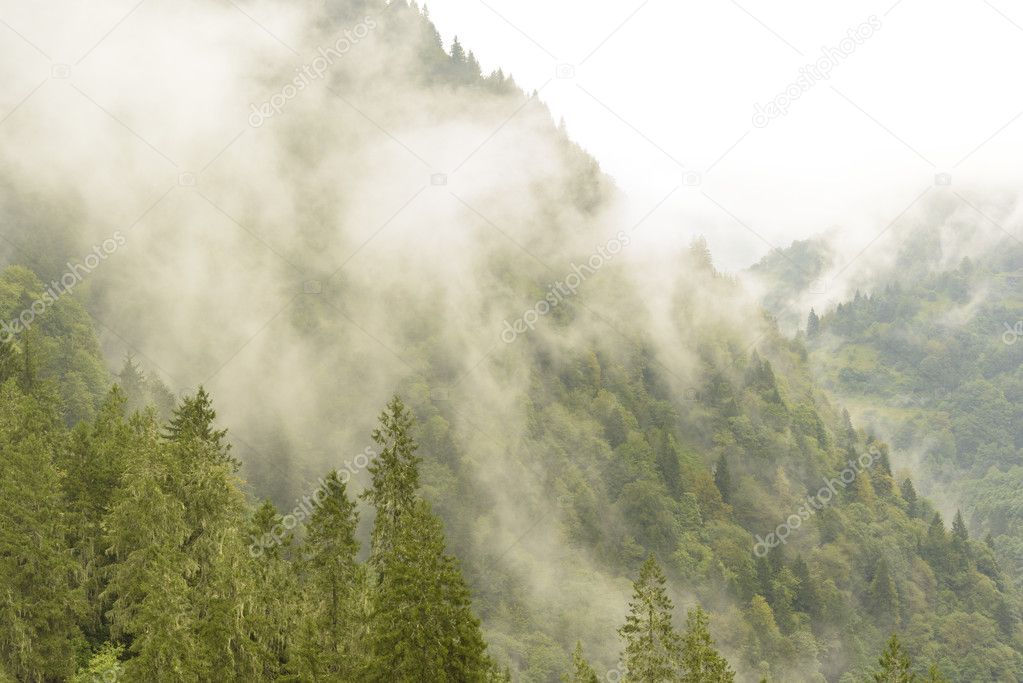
[{"left": 0, "top": 364, "right": 500, "bottom": 681}]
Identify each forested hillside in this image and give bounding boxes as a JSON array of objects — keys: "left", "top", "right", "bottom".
[
  {"left": 755, "top": 209, "right": 1023, "bottom": 586},
  {"left": 1, "top": 1, "right": 1021, "bottom": 681},
  {"left": 3, "top": 241, "right": 1020, "bottom": 680}
]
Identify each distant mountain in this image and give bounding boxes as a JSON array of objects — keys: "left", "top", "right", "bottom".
[{"left": 1, "top": 1, "right": 1021, "bottom": 681}]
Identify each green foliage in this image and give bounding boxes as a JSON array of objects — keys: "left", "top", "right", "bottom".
[
  {"left": 363, "top": 395, "right": 422, "bottom": 567},
  {"left": 869, "top": 634, "right": 950, "bottom": 683},
  {"left": 2, "top": 6, "right": 1022, "bottom": 679},
  {"left": 164, "top": 385, "right": 238, "bottom": 470},
  {"left": 0, "top": 381, "right": 84, "bottom": 680},
  {"left": 714, "top": 454, "right": 732, "bottom": 504},
  {"left": 103, "top": 413, "right": 198, "bottom": 680},
  {"left": 564, "top": 642, "right": 600, "bottom": 683},
  {"left": 368, "top": 499, "right": 491, "bottom": 681},
  {"left": 118, "top": 356, "right": 175, "bottom": 420},
  {"left": 868, "top": 558, "right": 900, "bottom": 627},
  {"left": 70, "top": 642, "right": 125, "bottom": 683},
  {"left": 806, "top": 308, "right": 821, "bottom": 339},
  {"left": 291, "top": 471, "right": 364, "bottom": 680},
  {"left": 678, "top": 606, "right": 734, "bottom": 682},
  {"left": 248, "top": 500, "right": 298, "bottom": 679},
  {"left": 0, "top": 266, "right": 108, "bottom": 423},
  {"left": 619, "top": 556, "right": 683, "bottom": 682},
  {"left": 873, "top": 634, "right": 914, "bottom": 682}
]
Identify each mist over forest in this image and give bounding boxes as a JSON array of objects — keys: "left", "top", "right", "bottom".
[{"left": 1, "top": 1, "right": 1022, "bottom": 681}]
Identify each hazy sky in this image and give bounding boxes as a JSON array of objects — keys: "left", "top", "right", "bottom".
[{"left": 424, "top": 0, "right": 1023, "bottom": 270}]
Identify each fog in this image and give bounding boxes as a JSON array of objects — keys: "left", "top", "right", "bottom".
[
  {"left": 2, "top": 0, "right": 1019, "bottom": 679},
  {"left": 424, "top": 0, "right": 1023, "bottom": 272},
  {"left": 0, "top": 0, "right": 752, "bottom": 673}
]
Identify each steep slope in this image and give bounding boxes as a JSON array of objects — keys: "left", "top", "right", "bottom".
[
  {"left": 757, "top": 215, "right": 1023, "bottom": 569},
  {"left": 0, "top": 1, "right": 1021, "bottom": 680}
]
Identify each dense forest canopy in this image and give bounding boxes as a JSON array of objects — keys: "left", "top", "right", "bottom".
[{"left": 0, "top": 1, "right": 1021, "bottom": 681}]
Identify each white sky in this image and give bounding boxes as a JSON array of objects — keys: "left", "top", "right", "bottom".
[{"left": 424, "top": 0, "right": 1023, "bottom": 270}]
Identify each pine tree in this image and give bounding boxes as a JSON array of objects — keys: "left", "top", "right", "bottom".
[
  {"left": 291, "top": 471, "right": 366, "bottom": 680},
  {"left": 171, "top": 422, "right": 261, "bottom": 680},
  {"left": 106, "top": 394, "right": 261, "bottom": 680},
  {"left": 900, "top": 478, "right": 918, "bottom": 517},
  {"left": 690, "top": 237, "right": 714, "bottom": 271},
  {"left": 0, "top": 335, "right": 18, "bottom": 384},
  {"left": 363, "top": 395, "right": 422, "bottom": 569},
  {"left": 923, "top": 513, "right": 948, "bottom": 570},
  {"left": 754, "top": 555, "right": 774, "bottom": 604},
  {"left": 466, "top": 50, "right": 482, "bottom": 79},
  {"left": 450, "top": 36, "right": 466, "bottom": 64},
  {"left": 565, "top": 642, "right": 599, "bottom": 683},
  {"left": 873, "top": 442, "right": 892, "bottom": 476},
  {"left": 995, "top": 597, "right": 1016, "bottom": 637},
  {"left": 951, "top": 509, "right": 969, "bottom": 543},
  {"left": 0, "top": 382, "right": 83, "bottom": 680},
  {"left": 947, "top": 509, "right": 973, "bottom": 574},
  {"left": 119, "top": 356, "right": 175, "bottom": 418},
  {"left": 118, "top": 356, "right": 146, "bottom": 410},
  {"left": 745, "top": 352, "right": 782, "bottom": 402},
  {"left": 657, "top": 434, "right": 683, "bottom": 499},
  {"left": 791, "top": 557, "right": 821, "bottom": 619},
  {"left": 850, "top": 465, "right": 877, "bottom": 507},
  {"left": 806, "top": 308, "right": 821, "bottom": 339},
  {"left": 360, "top": 397, "right": 492, "bottom": 681},
  {"left": 678, "top": 606, "right": 734, "bottom": 682},
  {"left": 769, "top": 566, "right": 798, "bottom": 633},
  {"left": 164, "top": 386, "right": 238, "bottom": 470},
  {"left": 619, "top": 556, "right": 683, "bottom": 682},
  {"left": 713, "top": 455, "right": 732, "bottom": 504},
  {"left": 868, "top": 558, "right": 899, "bottom": 627},
  {"left": 16, "top": 295, "right": 41, "bottom": 393},
  {"left": 61, "top": 387, "right": 135, "bottom": 642},
  {"left": 103, "top": 414, "right": 198, "bottom": 681},
  {"left": 368, "top": 499, "right": 491, "bottom": 682},
  {"left": 841, "top": 408, "right": 856, "bottom": 443},
  {"left": 248, "top": 500, "right": 299, "bottom": 679},
  {"left": 872, "top": 634, "right": 915, "bottom": 682},
  {"left": 743, "top": 596, "right": 782, "bottom": 668}
]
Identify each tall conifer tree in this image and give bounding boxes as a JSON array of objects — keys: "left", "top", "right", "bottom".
[
  {"left": 678, "top": 606, "right": 734, "bottom": 682},
  {"left": 619, "top": 556, "right": 683, "bottom": 682},
  {"left": 291, "top": 471, "right": 366, "bottom": 680}
]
